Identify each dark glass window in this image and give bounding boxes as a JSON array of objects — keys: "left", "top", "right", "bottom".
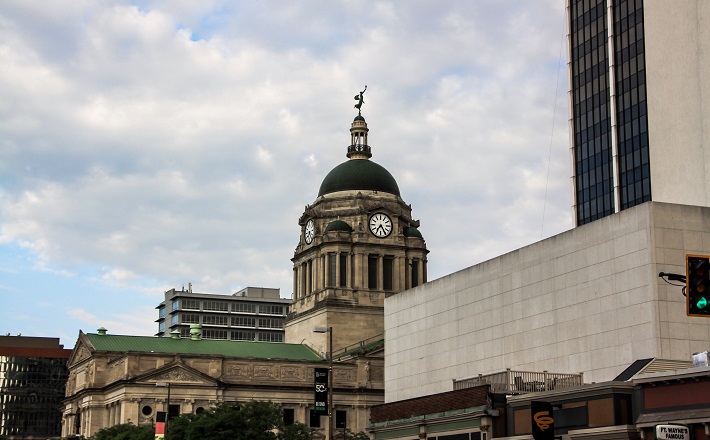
[
  {"left": 614, "top": 0, "right": 651, "bottom": 209},
  {"left": 570, "top": 0, "right": 615, "bottom": 225},
  {"left": 328, "top": 254, "right": 336, "bottom": 287},
  {"left": 0, "top": 356, "right": 69, "bottom": 438},
  {"left": 309, "top": 409, "right": 321, "bottom": 428},
  {"left": 284, "top": 408, "right": 295, "bottom": 425},
  {"left": 336, "top": 410, "right": 347, "bottom": 429},
  {"left": 168, "top": 404, "right": 180, "bottom": 422},
  {"left": 368, "top": 256, "right": 378, "bottom": 289},
  {"left": 383, "top": 257, "right": 394, "bottom": 290},
  {"left": 183, "top": 314, "right": 200, "bottom": 324},
  {"left": 411, "top": 259, "right": 419, "bottom": 288},
  {"left": 231, "top": 331, "right": 256, "bottom": 341},
  {"left": 339, "top": 253, "right": 347, "bottom": 287},
  {"left": 201, "top": 329, "right": 227, "bottom": 339}
]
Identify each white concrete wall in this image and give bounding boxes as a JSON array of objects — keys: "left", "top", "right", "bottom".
[
  {"left": 641, "top": 0, "right": 710, "bottom": 206},
  {"left": 384, "top": 202, "right": 710, "bottom": 402}
]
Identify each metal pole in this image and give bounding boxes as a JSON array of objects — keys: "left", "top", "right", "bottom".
[
  {"left": 166, "top": 383, "right": 171, "bottom": 435},
  {"left": 328, "top": 327, "right": 334, "bottom": 440}
]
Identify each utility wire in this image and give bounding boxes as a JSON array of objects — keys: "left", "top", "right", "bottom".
[{"left": 541, "top": 13, "right": 567, "bottom": 239}]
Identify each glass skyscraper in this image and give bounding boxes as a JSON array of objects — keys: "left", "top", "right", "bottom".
[
  {"left": 0, "top": 336, "right": 71, "bottom": 438},
  {"left": 567, "top": 0, "right": 709, "bottom": 225}
]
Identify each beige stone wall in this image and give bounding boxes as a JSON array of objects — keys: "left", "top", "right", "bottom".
[
  {"left": 385, "top": 202, "right": 710, "bottom": 402},
  {"left": 645, "top": 0, "right": 710, "bottom": 207},
  {"left": 288, "top": 187, "right": 427, "bottom": 356},
  {"left": 63, "top": 342, "right": 384, "bottom": 438},
  {"left": 286, "top": 303, "right": 385, "bottom": 357}
]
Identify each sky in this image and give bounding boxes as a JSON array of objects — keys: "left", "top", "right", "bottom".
[{"left": 0, "top": 0, "right": 573, "bottom": 347}]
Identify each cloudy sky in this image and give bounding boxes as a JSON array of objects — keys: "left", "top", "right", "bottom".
[{"left": 0, "top": 0, "right": 572, "bottom": 346}]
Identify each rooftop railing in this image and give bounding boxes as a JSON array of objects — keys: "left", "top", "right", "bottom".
[
  {"left": 453, "top": 368, "right": 584, "bottom": 394},
  {"left": 332, "top": 333, "right": 384, "bottom": 360}
]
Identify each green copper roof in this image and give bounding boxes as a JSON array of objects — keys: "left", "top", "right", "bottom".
[
  {"left": 335, "top": 339, "right": 384, "bottom": 360},
  {"left": 325, "top": 220, "right": 353, "bottom": 232},
  {"left": 318, "top": 159, "right": 400, "bottom": 197},
  {"left": 403, "top": 227, "right": 423, "bottom": 238},
  {"left": 85, "top": 333, "right": 322, "bottom": 361}
]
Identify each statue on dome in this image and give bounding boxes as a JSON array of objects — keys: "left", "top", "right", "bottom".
[{"left": 354, "top": 85, "right": 367, "bottom": 114}]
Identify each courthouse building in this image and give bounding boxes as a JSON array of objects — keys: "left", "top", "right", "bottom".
[{"left": 63, "top": 107, "right": 428, "bottom": 438}]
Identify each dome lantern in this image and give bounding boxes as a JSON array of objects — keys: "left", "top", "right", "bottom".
[{"left": 348, "top": 86, "right": 371, "bottom": 159}]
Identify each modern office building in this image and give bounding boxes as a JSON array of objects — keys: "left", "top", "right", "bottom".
[
  {"left": 0, "top": 335, "right": 72, "bottom": 439},
  {"left": 567, "top": 0, "right": 709, "bottom": 225},
  {"left": 385, "top": 202, "right": 710, "bottom": 402},
  {"left": 383, "top": 0, "right": 710, "bottom": 403},
  {"left": 155, "top": 286, "right": 290, "bottom": 343}
]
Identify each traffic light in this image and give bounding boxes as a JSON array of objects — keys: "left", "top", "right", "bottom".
[{"left": 687, "top": 254, "right": 710, "bottom": 317}]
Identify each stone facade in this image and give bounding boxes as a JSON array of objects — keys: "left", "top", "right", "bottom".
[
  {"left": 62, "top": 332, "right": 383, "bottom": 438},
  {"left": 385, "top": 202, "right": 710, "bottom": 402},
  {"left": 287, "top": 115, "right": 428, "bottom": 356}
]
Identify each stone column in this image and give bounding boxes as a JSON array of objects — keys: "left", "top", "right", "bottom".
[
  {"left": 419, "top": 258, "right": 426, "bottom": 286},
  {"left": 352, "top": 252, "right": 361, "bottom": 290},
  {"left": 393, "top": 256, "right": 402, "bottom": 292},
  {"left": 377, "top": 255, "right": 384, "bottom": 291},
  {"left": 334, "top": 251, "right": 340, "bottom": 287},
  {"left": 293, "top": 267, "right": 298, "bottom": 300}
]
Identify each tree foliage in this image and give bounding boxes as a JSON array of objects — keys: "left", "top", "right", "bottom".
[
  {"left": 334, "top": 430, "right": 370, "bottom": 440},
  {"left": 166, "top": 401, "right": 315, "bottom": 440},
  {"left": 281, "top": 422, "right": 315, "bottom": 440},
  {"left": 91, "top": 423, "right": 154, "bottom": 440}
]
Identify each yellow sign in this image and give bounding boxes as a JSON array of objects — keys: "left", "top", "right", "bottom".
[{"left": 533, "top": 411, "right": 555, "bottom": 431}]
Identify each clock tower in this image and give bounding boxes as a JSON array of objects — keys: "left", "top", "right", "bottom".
[{"left": 285, "top": 104, "right": 429, "bottom": 355}]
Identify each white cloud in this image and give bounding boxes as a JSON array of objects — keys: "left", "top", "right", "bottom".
[{"left": 0, "top": 0, "right": 572, "bottom": 342}]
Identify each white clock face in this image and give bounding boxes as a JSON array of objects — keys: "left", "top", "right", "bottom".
[
  {"left": 369, "top": 213, "right": 392, "bottom": 238},
  {"left": 305, "top": 219, "right": 315, "bottom": 244}
]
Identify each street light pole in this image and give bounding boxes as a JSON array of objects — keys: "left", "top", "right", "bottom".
[
  {"left": 156, "top": 382, "right": 171, "bottom": 435},
  {"left": 327, "top": 327, "right": 333, "bottom": 440},
  {"left": 313, "top": 326, "right": 334, "bottom": 440}
]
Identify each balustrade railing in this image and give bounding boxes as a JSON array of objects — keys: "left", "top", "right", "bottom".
[{"left": 453, "top": 368, "right": 584, "bottom": 394}]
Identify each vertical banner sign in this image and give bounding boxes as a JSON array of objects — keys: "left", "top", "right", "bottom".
[
  {"left": 531, "top": 401, "right": 555, "bottom": 440},
  {"left": 155, "top": 411, "right": 166, "bottom": 439},
  {"left": 314, "top": 368, "right": 329, "bottom": 415}
]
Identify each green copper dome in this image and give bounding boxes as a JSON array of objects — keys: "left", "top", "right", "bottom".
[
  {"left": 325, "top": 220, "right": 353, "bottom": 232},
  {"left": 318, "top": 159, "right": 400, "bottom": 197},
  {"left": 403, "top": 227, "right": 423, "bottom": 238}
]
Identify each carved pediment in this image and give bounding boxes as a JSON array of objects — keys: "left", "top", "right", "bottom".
[
  {"left": 137, "top": 365, "right": 217, "bottom": 386},
  {"left": 68, "top": 339, "right": 93, "bottom": 367}
]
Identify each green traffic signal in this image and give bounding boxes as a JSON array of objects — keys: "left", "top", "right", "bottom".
[{"left": 687, "top": 255, "right": 710, "bottom": 317}]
